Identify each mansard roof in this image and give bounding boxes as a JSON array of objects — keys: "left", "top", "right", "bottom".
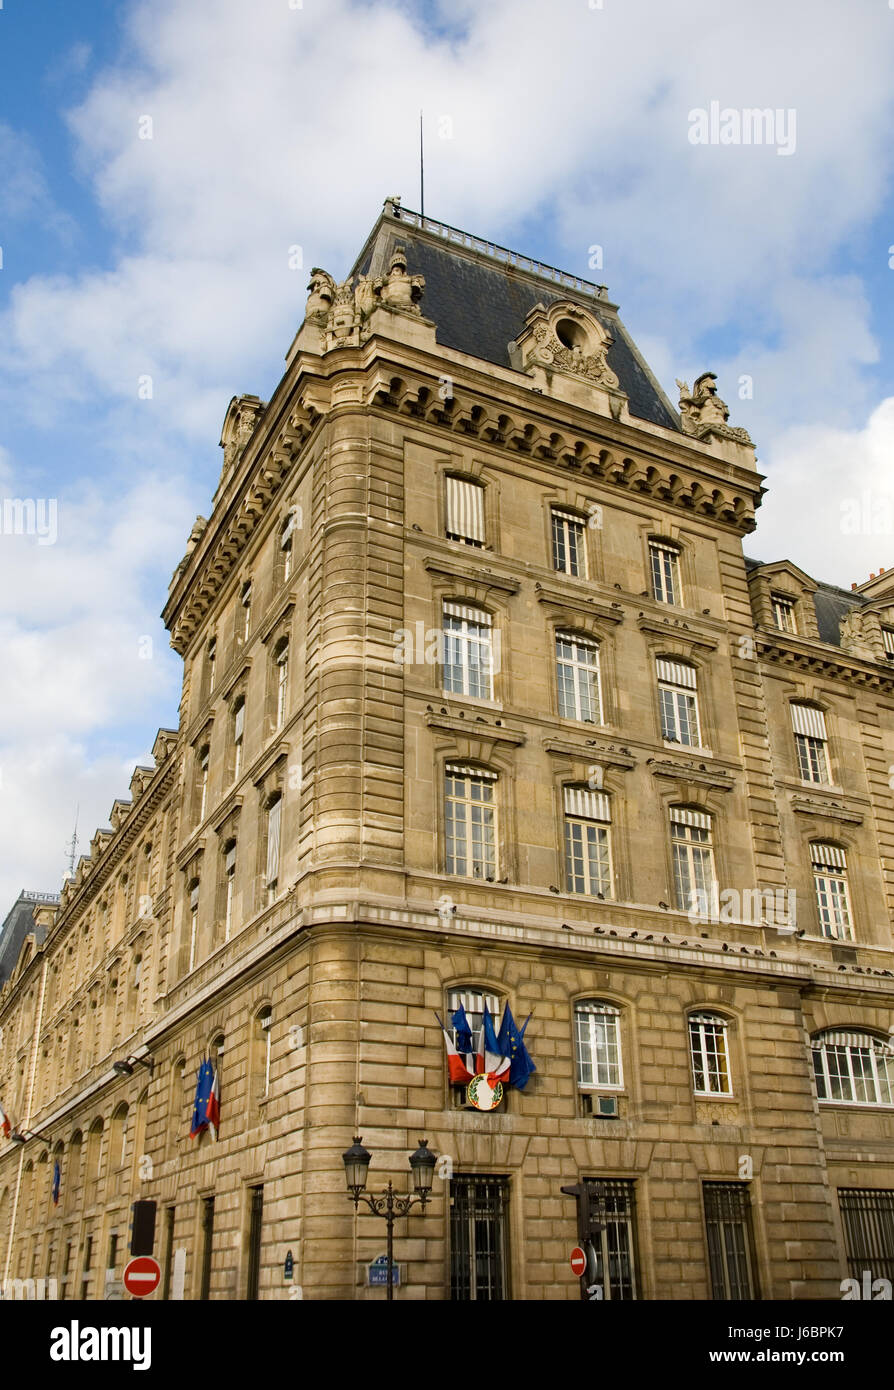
[
  {"left": 351, "top": 203, "right": 681, "bottom": 434},
  {"left": 0, "top": 890, "right": 57, "bottom": 985}
]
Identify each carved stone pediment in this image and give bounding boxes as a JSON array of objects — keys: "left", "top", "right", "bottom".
[{"left": 514, "top": 302, "right": 622, "bottom": 392}]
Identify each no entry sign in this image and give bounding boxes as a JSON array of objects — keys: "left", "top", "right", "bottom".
[
  {"left": 570, "top": 1246, "right": 587, "bottom": 1277},
  {"left": 123, "top": 1256, "right": 161, "bottom": 1298}
]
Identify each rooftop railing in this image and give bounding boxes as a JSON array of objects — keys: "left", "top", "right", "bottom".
[{"left": 390, "top": 203, "right": 609, "bottom": 300}]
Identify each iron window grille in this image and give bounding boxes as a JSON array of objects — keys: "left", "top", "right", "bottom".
[
  {"left": 838, "top": 1188, "right": 894, "bottom": 1283},
  {"left": 584, "top": 1177, "right": 638, "bottom": 1300},
  {"left": 703, "top": 1182, "right": 758, "bottom": 1299},
  {"left": 449, "top": 1175, "right": 510, "bottom": 1301}
]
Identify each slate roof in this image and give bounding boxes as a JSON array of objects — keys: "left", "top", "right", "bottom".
[
  {"left": 0, "top": 891, "right": 57, "bottom": 985},
  {"left": 351, "top": 207, "right": 680, "bottom": 433}
]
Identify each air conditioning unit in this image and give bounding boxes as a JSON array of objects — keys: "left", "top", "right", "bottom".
[{"left": 596, "top": 1096, "right": 619, "bottom": 1118}]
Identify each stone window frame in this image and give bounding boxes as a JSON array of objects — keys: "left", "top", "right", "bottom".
[
  {"left": 253, "top": 754, "right": 288, "bottom": 912},
  {"left": 437, "top": 457, "right": 501, "bottom": 554},
  {"left": 787, "top": 694, "right": 837, "bottom": 789},
  {"left": 543, "top": 491, "right": 605, "bottom": 584},
  {"left": 443, "top": 980, "right": 508, "bottom": 1112},
  {"left": 646, "top": 640, "right": 716, "bottom": 756},
  {"left": 435, "top": 743, "right": 518, "bottom": 885}
]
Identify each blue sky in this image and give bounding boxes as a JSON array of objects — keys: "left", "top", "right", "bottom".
[{"left": 1, "top": 0, "right": 893, "bottom": 903}]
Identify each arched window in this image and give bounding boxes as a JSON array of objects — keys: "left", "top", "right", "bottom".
[
  {"left": 689, "top": 1013, "right": 732, "bottom": 1096},
  {"left": 445, "top": 765, "right": 498, "bottom": 880},
  {"left": 810, "top": 843, "right": 853, "bottom": 940},
  {"left": 252, "top": 1007, "right": 273, "bottom": 1105},
  {"left": 85, "top": 1119, "right": 104, "bottom": 1185},
  {"left": 563, "top": 786, "right": 613, "bottom": 898},
  {"left": 556, "top": 632, "right": 601, "bottom": 723},
  {"left": 110, "top": 1103, "right": 129, "bottom": 1169},
  {"left": 65, "top": 1132, "right": 82, "bottom": 1215},
  {"left": 574, "top": 1000, "right": 623, "bottom": 1089},
  {"left": 812, "top": 1030, "right": 893, "bottom": 1107}
]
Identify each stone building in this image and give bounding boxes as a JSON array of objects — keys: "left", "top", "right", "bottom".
[{"left": 1, "top": 198, "right": 892, "bottom": 1301}]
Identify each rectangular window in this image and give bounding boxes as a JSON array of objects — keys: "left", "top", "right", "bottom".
[
  {"left": 241, "top": 582, "right": 252, "bottom": 641},
  {"left": 838, "top": 1188, "right": 894, "bottom": 1283},
  {"left": 671, "top": 808, "right": 716, "bottom": 914},
  {"left": 449, "top": 1175, "right": 509, "bottom": 1301},
  {"left": 445, "top": 766, "right": 497, "bottom": 880},
  {"left": 265, "top": 798, "right": 282, "bottom": 901},
  {"left": 791, "top": 704, "right": 830, "bottom": 783},
  {"left": 657, "top": 659, "right": 701, "bottom": 747},
  {"left": 771, "top": 594, "right": 797, "bottom": 633},
  {"left": 882, "top": 627, "right": 894, "bottom": 660},
  {"left": 224, "top": 843, "right": 236, "bottom": 941},
  {"left": 443, "top": 603, "right": 494, "bottom": 701},
  {"left": 703, "top": 1183, "right": 757, "bottom": 1299},
  {"left": 188, "top": 881, "right": 200, "bottom": 972},
  {"left": 556, "top": 632, "right": 601, "bottom": 723},
  {"left": 233, "top": 701, "right": 245, "bottom": 780},
  {"left": 812, "top": 844, "right": 853, "bottom": 939},
  {"left": 575, "top": 1002, "right": 622, "bottom": 1088},
  {"left": 275, "top": 642, "right": 289, "bottom": 729},
  {"left": 446, "top": 477, "right": 486, "bottom": 547},
  {"left": 585, "top": 1178, "right": 638, "bottom": 1300},
  {"left": 564, "top": 787, "right": 612, "bottom": 898},
  {"left": 649, "top": 542, "right": 681, "bottom": 605},
  {"left": 246, "top": 1185, "right": 264, "bottom": 1300},
  {"left": 198, "top": 746, "right": 210, "bottom": 822},
  {"left": 280, "top": 515, "right": 295, "bottom": 583},
  {"left": 207, "top": 638, "right": 217, "bottom": 694},
  {"left": 552, "top": 509, "right": 586, "bottom": 577},
  {"left": 199, "top": 1196, "right": 215, "bottom": 1300}
]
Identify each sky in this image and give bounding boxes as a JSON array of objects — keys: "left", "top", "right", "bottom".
[{"left": 0, "top": 0, "right": 893, "bottom": 907}]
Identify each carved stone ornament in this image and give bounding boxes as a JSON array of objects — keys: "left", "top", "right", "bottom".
[
  {"left": 305, "top": 268, "right": 336, "bottom": 323},
  {"left": 515, "top": 303, "right": 621, "bottom": 391},
  {"left": 219, "top": 395, "right": 265, "bottom": 470},
  {"left": 676, "top": 372, "right": 752, "bottom": 445},
  {"left": 373, "top": 243, "right": 425, "bottom": 314}
]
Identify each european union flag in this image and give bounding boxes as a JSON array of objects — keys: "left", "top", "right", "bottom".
[
  {"left": 52, "top": 1159, "right": 60, "bottom": 1207},
  {"left": 450, "top": 1004, "right": 474, "bottom": 1060},
  {"left": 190, "top": 1058, "right": 214, "bottom": 1138},
  {"left": 497, "top": 1004, "right": 536, "bottom": 1090}
]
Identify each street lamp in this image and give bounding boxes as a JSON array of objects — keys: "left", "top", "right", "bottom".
[
  {"left": 342, "top": 1136, "right": 436, "bottom": 1300},
  {"left": 10, "top": 1128, "right": 52, "bottom": 1148},
  {"left": 112, "top": 1054, "right": 155, "bottom": 1076}
]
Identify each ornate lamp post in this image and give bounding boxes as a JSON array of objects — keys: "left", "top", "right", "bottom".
[{"left": 342, "top": 1136, "right": 436, "bottom": 1300}]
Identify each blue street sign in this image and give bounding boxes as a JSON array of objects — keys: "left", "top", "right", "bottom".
[{"left": 367, "top": 1255, "right": 400, "bottom": 1286}]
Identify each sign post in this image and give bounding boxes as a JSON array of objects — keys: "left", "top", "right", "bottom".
[{"left": 561, "top": 1181, "right": 605, "bottom": 1303}]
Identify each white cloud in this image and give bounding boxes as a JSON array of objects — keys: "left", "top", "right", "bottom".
[
  {"left": 2, "top": 0, "right": 894, "bottom": 905},
  {"left": 752, "top": 396, "right": 894, "bottom": 588}
]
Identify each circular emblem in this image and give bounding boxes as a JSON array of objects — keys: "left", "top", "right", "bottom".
[{"left": 466, "top": 1074, "right": 504, "bottom": 1112}]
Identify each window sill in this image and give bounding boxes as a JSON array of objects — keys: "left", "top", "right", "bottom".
[
  {"left": 693, "top": 1091, "right": 735, "bottom": 1101},
  {"left": 663, "top": 740, "right": 713, "bottom": 757}
]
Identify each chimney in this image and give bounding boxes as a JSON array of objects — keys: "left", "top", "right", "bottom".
[{"left": 851, "top": 583, "right": 857, "bottom": 591}]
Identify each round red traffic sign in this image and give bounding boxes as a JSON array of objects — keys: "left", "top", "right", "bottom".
[
  {"left": 570, "top": 1246, "right": 587, "bottom": 1277},
  {"left": 123, "top": 1256, "right": 161, "bottom": 1298}
]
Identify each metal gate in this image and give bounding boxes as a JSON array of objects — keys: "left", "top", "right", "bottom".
[{"left": 449, "top": 1175, "right": 509, "bottom": 1300}]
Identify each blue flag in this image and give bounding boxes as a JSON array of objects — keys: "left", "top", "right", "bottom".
[
  {"left": 497, "top": 1005, "right": 536, "bottom": 1090},
  {"left": 190, "top": 1058, "right": 214, "bottom": 1138},
  {"left": 52, "top": 1159, "right": 60, "bottom": 1206},
  {"left": 450, "top": 1004, "right": 474, "bottom": 1060}
]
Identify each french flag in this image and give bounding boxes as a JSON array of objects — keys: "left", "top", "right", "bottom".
[
  {"left": 436, "top": 1013, "right": 473, "bottom": 1085},
  {"left": 477, "top": 1003, "right": 510, "bottom": 1084}
]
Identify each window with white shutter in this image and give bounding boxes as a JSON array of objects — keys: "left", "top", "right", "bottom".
[{"left": 446, "top": 477, "right": 486, "bottom": 547}]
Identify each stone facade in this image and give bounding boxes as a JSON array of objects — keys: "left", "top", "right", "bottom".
[{"left": 1, "top": 199, "right": 893, "bottom": 1301}]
